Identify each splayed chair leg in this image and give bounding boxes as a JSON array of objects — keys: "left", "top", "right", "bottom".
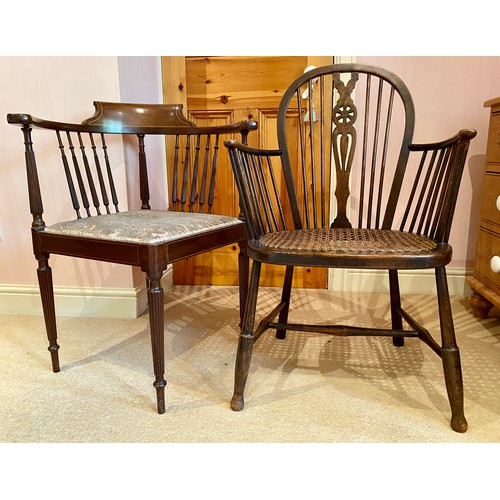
[
  {"left": 276, "top": 266, "right": 294, "bottom": 340},
  {"left": 37, "top": 255, "right": 60, "bottom": 373},
  {"left": 231, "top": 261, "right": 261, "bottom": 411},
  {"left": 147, "top": 271, "right": 167, "bottom": 414},
  {"left": 237, "top": 239, "right": 249, "bottom": 327},
  {"left": 389, "top": 270, "right": 404, "bottom": 347},
  {"left": 231, "top": 334, "right": 254, "bottom": 411},
  {"left": 436, "top": 267, "right": 467, "bottom": 432}
]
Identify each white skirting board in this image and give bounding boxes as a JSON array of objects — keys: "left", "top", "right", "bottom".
[
  {"left": 0, "top": 268, "right": 173, "bottom": 319},
  {"left": 0, "top": 268, "right": 471, "bottom": 319}
]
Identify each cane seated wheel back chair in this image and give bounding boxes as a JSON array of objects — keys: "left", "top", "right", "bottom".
[
  {"left": 7, "top": 101, "right": 257, "bottom": 413},
  {"left": 225, "top": 64, "right": 476, "bottom": 432}
]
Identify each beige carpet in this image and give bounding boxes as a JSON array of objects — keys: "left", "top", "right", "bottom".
[{"left": 0, "top": 285, "right": 499, "bottom": 443}]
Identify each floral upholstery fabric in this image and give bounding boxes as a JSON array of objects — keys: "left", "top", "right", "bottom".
[{"left": 44, "top": 210, "right": 244, "bottom": 245}]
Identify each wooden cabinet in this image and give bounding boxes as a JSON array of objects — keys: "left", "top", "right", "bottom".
[{"left": 467, "top": 97, "right": 500, "bottom": 317}]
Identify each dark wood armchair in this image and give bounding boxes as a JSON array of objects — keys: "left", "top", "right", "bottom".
[
  {"left": 224, "top": 64, "right": 476, "bottom": 432},
  {"left": 7, "top": 101, "right": 257, "bottom": 413}
]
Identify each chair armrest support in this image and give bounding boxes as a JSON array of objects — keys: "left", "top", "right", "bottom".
[{"left": 403, "top": 128, "right": 477, "bottom": 242}]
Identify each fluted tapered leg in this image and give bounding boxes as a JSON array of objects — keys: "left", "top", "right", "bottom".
[
  {"left": 37, "top": 256, "right": 60, "bottom": 373},
  {"left": 231, "top": 261, "right": 261, "bottom": 411},
  {"left": 389, "top": 270, "right": 404, "bottom": 347},
  {"left": 436, "top": 267, "right": 467, "bottom": 432},
  {"left": 147, "top": 271, "right": 167, "bottom": 414},
  {"left": 276, "top": 265, "right": 294, "bottom": 340}
]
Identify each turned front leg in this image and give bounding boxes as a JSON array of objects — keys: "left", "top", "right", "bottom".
[
  {"left": 147, "top": 271, "right": 167, "bottom": 414},
  {"left": 37, "top": 256, "right": 60, "bottom": 373},
  {"left": 231, "top": 261, "right": 261, "bottom": 411},
  {"left": 436, "top": 267, "right": 467, "bottom": 433}
]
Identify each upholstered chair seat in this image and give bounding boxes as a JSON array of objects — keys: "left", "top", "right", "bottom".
[
  {"left": 45, "top": 211, "right": 244, "bottom": 245},
  {"left": 7, "top": 101, "right": 257, "bottom": 414}
]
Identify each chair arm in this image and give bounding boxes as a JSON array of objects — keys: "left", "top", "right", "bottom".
[
  {"left": 7, "top": 113, "right": 85, "bottom": 132},
  {"left": 7, "top": 113, "right": 33, "bottom": 125},
  {"left": 224, "top": 139, "right": 283, "bottom": 157},
  {"left": 403, "top": 128, "right": 477, "bottom": 243},
  {"left": 409, "top": 129, "right": 477, "bottom": 151},
  {"left": 7, "top": 112, "right": 258, "bottom": 136}
]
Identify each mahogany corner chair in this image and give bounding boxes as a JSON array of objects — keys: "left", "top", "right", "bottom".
[
  {"left": 7, "top": 101, "right": 257, "bottom": 413},
  {"left": 224, "top": 64, "right": 476, "bottom": 432}
]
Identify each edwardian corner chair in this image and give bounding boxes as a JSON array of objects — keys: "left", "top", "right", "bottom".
[
  {"left": 224, "top": 64, "right": 476, "bottom": 432},
  {"left": 7, "top": 101, "right": 257, "bottom": 413}
]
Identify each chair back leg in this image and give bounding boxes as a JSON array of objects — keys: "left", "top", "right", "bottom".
[
  {"left": 276, "top": 266, "right": 295, "bottom": 340},
  {"left": 389, "top": 270, "right": 405, "bottom": 347}
]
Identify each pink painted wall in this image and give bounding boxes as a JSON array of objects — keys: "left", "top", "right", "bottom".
[
  {"left": 357, "top": 56, "right": 500, "bottom": 268},
  {"left": 0, "top": 56, "right": 164, "bottom": 290},
  {"left": 1, "top": 56, "right": 498, "bottom": 295}
]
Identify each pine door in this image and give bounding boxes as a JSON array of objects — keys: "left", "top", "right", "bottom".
[{"left": 162, "top": 56, "right": 333, "bottom": 288}]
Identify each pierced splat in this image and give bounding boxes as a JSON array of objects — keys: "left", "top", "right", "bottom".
[
  {"left": 225, "top": 63, "right": 476, "bottom": 433},
  {"left": 330, "top": 72, "right": 359, "bottom": 229}
]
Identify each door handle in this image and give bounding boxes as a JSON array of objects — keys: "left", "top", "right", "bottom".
[
  {"left": 301, "top": 65, "right": 318, "bottom": 99},
  {"left": 302, "top": 65, "right": 318, "bottom": 122}
]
